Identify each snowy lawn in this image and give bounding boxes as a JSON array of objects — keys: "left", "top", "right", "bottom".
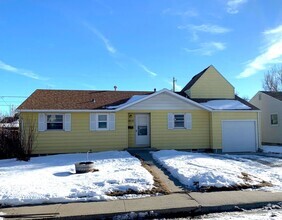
[
  {"left": 195, "top": 206, "right": 282, "bottom": 220},
  {"left": 152, "top": 150, "right": 282, "bottom": 191},
  {"left": 0, "top": 151, "right": 154, "bottom": 207},
  {"left": 262, "top": 145, "right": 282, "bottom": 154}
]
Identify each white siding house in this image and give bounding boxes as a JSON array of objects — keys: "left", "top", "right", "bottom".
[{"left": 250, "top": 91, "right": 282, "bottom": 144}]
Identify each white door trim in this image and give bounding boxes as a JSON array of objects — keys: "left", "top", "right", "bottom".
[{"left": 135, "top": 114, "right": 150, "bottom": 147}]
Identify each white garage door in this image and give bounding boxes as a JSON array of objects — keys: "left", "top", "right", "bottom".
[{"left": 222, "top": 120, "right": 257, "bottom": 152}]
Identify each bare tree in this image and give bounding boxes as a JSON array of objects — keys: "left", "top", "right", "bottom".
[{"left": 262, "top": 65, "right": 282, "bottom": 91}]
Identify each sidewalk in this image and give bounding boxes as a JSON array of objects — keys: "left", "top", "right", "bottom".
[
  {"left": 1, "top": 191, "right": 282, "bottom": 219},
  {"left": 1, "top": 150, "right": 282, "bottom": 219}
]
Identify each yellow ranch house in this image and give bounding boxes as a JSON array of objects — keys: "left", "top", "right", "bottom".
[{"left": 17, "top": 65, "right": 260, "bottom": 154}]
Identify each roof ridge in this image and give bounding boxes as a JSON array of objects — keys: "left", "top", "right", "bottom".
[
  {"left": 180, "top": 65, "right": 211, "bottom": 93},
  {"left": 35, "top": 89, "right": 153, "bottom": 93}
]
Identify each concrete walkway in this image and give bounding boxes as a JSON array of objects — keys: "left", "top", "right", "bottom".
[
  {"left": 128, "top": 149, "right": 186, "bottom": 193},
  {"left": 1, "top": 150, "right": 282, "bottom": 219},
  {"left": 1, "top": 191, "right": 281, "bottom": 219}
]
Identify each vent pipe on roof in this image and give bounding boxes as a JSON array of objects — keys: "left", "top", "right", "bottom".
[
  {"left": 114, "top": 86, "right": 117, "bottom": 91},
  {"left": 172, "top": 77, "right": 177, "bottom": 92}
]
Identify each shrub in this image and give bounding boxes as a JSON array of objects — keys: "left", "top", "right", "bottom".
[{"left": 0, "top": 117, "right": 36, "bottom": 161}]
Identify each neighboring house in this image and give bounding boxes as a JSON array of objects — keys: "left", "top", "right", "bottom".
[
  {"left": 0, "top": 116, "right": 19, "bottom": 130},
  {"left": 17, "top": 65, "right": 260, "bottom": 154},
  {"left": 250, "top": 91, "right": 282, "bottom": 144}
]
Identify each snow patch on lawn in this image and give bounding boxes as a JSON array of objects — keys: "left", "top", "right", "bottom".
[
  {"left": 152, "top": 150, "right": 282, "bottom": 191},
  {"left": 0, "top": 212, "right": 5, "bottom": 220},
  {"left": 0, "top": 151, "right": 154, "bottom": 207},
  {"left": 199, "top": 207, "right": 282, "bottom": 220},
  {"left": 262, "top": 145, "right": 282, "bottom": 154}
]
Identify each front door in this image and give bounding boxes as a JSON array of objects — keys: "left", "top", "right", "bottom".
[{"left": 135, "top": 114, "right": 150, "bottom": 146}]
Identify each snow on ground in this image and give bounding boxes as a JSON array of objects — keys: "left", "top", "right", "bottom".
[
  {"left": 195, "top": 207, "right": 282, "bottom": 220},
  {"left": 113, "top": 206, "right": 282, "bottom": 220},
  {"left": 152, "top": 150, "right": 282, "bottom": 191},
  {"left": 262, "top": 145, "right": 282, "bottom": 154},
  {"left": 0, "top": 151, "right": 154, "bottom": 207}
]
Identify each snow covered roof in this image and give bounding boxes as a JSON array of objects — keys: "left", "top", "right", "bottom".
[
  {"left": 106, "top": 95, "right": 148, "bottom": 109},
  {"left": 200, "top": 100, "right": 251, "bottom": 110}
]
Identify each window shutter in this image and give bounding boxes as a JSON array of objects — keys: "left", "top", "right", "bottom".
[
  {"left": 168, "top": 113, "right": 174, "bottom": 129},
  {"left": 64, "top": 114, "right": 71, "bottom": 131},
  {"left": 185, "top": 113, "right": 192, "bottom": 129},
  {"left": 38, "top": 113, "right": 46, "bottom": 131},
  {"left": 109, "top": 113, "right": 115, "bottom": 130},
  {"left": 90, "top": 113, "right": 96, "bottom": 131}
]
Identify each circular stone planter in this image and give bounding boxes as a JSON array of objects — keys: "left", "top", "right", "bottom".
[{"left": 75, "top": 161, "right": 95, "bottom": 174}]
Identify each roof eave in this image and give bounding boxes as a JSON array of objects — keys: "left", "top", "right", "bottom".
[
  {"left": 115, "top": 88, "right": 212, "bottom": 111},
  {"left": 17, "top": 109, "right": 117, "bottom": 113}
]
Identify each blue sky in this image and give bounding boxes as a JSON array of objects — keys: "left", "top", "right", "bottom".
[{"left": 0, "top": 0, "right": 282, "bottom": 114}]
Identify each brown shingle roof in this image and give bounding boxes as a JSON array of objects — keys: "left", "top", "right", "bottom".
[
  {"left": 17, "top": 89, "right": 153, "bottom": 110},
  {"left": 262, "top": 91, "right": 282, "bottom": 101}
]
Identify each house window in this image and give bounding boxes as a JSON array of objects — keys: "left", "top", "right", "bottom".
[
  {"left": 271, "top": 114, "right": 278, "bottom": 125},
  {"left": 168, "top": 113, "right": 192, "bottom": 130},
  {"left": 174, "top": 114, "right": 185, "bottom": 128},
  {"left": 47, "top": 114, "right": 63, "bottom": 130},
  {"left": 97, "top": 114, "right": 108, "bottom": 130}
]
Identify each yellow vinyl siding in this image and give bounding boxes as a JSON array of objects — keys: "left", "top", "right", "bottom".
[
  {"left": 189, "top": 66, "right": 235, "bottom": 99},
  {"left": 128, "top": 113, "right": 135, "bottom": 147},
  {"left": 125, "top": 110, "right": 210, "bottom": 149},
  {"left": 20, "top": 112, "right": 128, "bottom": 154},
  {"left": 211, "top": 112, "right": 259, "bottom": 149}
]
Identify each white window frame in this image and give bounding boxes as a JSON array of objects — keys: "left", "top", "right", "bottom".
[
  {"left": 46, "top": 114, "right": 64, "bottom": 130},
  {"left": 96, "top": 114, "right": 109, "bottom": 130},
  {"left": 168, "top": 113, "right": 192, "bottom": 130},
  {"left": 174, "top": 114, "right": 185, "bottom": 129},
  {"left": 90, "top": 113, "right": 115, "bottom": 131},
  {"left": 270, "top": 113, "right": 279, "bottom": 126}
]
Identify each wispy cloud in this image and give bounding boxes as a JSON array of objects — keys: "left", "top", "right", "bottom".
[
  {"left": 184, "top": 42, "right": 226, "bottom": 56},
  {"left": 178, "top": 24, "right": 231, "bottom": 40},
  {"left": 226, "top": 0, "right": 247, "bottom": 14},
  {"left": 82, "top": 22, "right": 117, "bottom": 54},
  {"left": 166, "top": 79, "right": 182, "bottom": 91},
  {"left": 0, "top": 60, "right": 47, "bottom": 80},
  {"left": 132, "top": 59, "right": 157, "bottom": 77},
  {"left": 237, "top": 25, "right": 282, "bottom": 78},
  {"left": 162, "top": 8, "right": 198, "bottom": 17}
]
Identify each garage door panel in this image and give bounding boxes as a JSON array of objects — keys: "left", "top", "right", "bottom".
[{"left": 222, "top": 121, "right": 256, "bottom": 152}]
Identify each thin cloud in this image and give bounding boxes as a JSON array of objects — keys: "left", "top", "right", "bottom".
[
  {"left": 226, "top": 0, "right": 247, "bottom": 14},
  {"left": 132, "top": 59, "right": 157, "bottom": 77},
  {"left": 237, "top": 25, "right": 282, "bottom": 78},
  {"left": 162, "top": 8, "right": 198, "bottom": 17},
  {"left": 166, "top": 79, "right": 182, "bottom": 91},
  {"left": 184, "top": 42, "right": 226, "bottom": 56},
  {"left": 0, "top": 60, "right": 47, "bottom": 80},
  {"left": 178, "top": 24, "right": 231, "bottom": 40},
  {"left": 82, "top": 22, "right": 116, "bottom": 54}
]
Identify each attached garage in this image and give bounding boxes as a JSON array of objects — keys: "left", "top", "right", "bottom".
[{"left": 222, "top": 120, "right": 257, "bottom": 152}]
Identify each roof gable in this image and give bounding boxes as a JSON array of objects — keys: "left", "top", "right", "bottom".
[
  {"left": 182, "top": 65, "right": 235, "bottom": 99},
  {"left": 262, "top": 91, "right": 282, "bottom": 101},
  {"left": 118, "top": 89, "right": 210, "bottom": 111},
  {"left": 180, "top": 66, "right": 209, "bottom": 93}
]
